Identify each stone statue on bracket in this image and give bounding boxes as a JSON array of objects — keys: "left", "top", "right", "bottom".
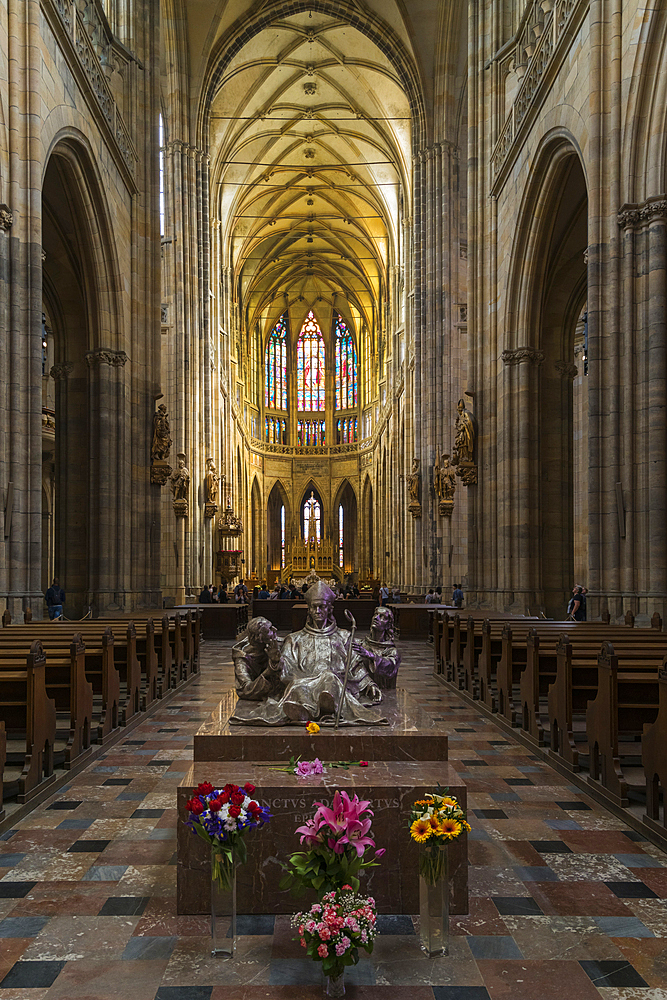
[
  {"left": 452, "top": 398, "right": 478, "bottom": 486},
  {"left": 170, "top": 453, "right": 190, "bottom": 516},
  {"left": 150, "top": 403, "right": 172, "bottom": 485},
  {"left": 434, "top": 451, "right": 456, "bottom": 516},
  {"left": 229, "top": 581, "right": 387, "bottom": 727},
  {"left": 204, "top": 457, "right": 219, "bottom": 518},
  {"left": 407, "top": 457, "right": 422, "bottom": 518}
]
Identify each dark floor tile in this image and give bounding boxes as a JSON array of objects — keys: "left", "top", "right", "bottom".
[
  {"left": 131, "top": 809, "right": 164, "bottom": 818},
  {"left": 492, "top": 896, "right": 543, "bottom": 916},
  {"left": 467, "top": 935, "right": 524, "bottom": 959},
  {"left": 158, "top": 728, "right": 179, "bottom": 733},
  {"left": 529, "top": 841, "right": 573, "bottom": 854},
  {"left": 47, "top": 800, "right": 82, "bottom": 810},
  {"left": 488, "top": 741, "right": 511, "bottom": 745},
  {"left": 579, "top": 960, "right": 648, "bottom": 987},
  {"left": 556, "top": 801, "right": 592, "bottom": 811},
  {"left": 103, "top": 778, "right": 133, "bottom": 786},
  {"left": 123, "top": 740, "right": 146, "bottom": 745},
  {"left": 98, "top": 896, "right": 150, "bottom": 916},
  {"left": 0, "top": 960, "right": 66, "bottom": 988},
  {"left": 455, "top": 728, "right": 477, "bottom": 733},
  {"left": 433, "top": 989, "right": 491, "bottom": 1000},
  {"left": 0, "top": 853, "right": 26, "bottom": 867},
  {"left": 604, "top": 881, "right": 658, "bottom": 899},
  {"left": 473, "top": 809, "right": 508, "bottom": 819},
  {"left": 147, "top": 760, "right": 173, "bottom": 767},
  {"left": 0, "top": 830, "right": 17, "bottom": 841},
  {"left": 461, "top": 760, "right": 489, "bottom": 767},
  {"left": 505, "top": 778, "right": 533, "bottom": 786},
  {"left": 621, "top": 829, "right": 649, "bottom": 843},
  {"left": 118, "top": 792, "right": 148, "bottom": 801},
  {"left": 67, "top": 840, "right": 111, "bottom": 853},
  {"left": 0, "top": 882, "right": 37, "bottom": 898},
  {"left": 155, "top": 990, "right": 212, "bottom": 1000},
  {"left": 375, "top": 914, "right": 415, "bottom": 934},
  {"left": 234, "top": 914, "right": 276, "bottom": 935},
  {"left": 0, "top": 915, "right": 50, "bottom": 937},
  {"left": 57, "top": 818, "right": 95, "bottom": 830}
]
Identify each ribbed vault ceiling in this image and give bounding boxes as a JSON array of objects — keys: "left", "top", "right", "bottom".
[{"left": 209, "top": 10, "right": 412, "bottom": 338}]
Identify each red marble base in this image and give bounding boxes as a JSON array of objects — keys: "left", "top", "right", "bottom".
[
  {"left": 177, "top": 761, "right": 468, "bottom": 915},
  {"left": 193, "top": 689, "right": 448, "bottom": 763}
]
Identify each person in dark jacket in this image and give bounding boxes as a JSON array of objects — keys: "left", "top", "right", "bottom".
[
  {"left": 198, "top": 585, "right": 212, "bottom": 604},
  {"left": 45, "top": 578, "right": 65, "bottom": 620}
]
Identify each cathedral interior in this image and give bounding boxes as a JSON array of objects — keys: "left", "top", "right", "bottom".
[{"left": 0, "top": 0, "right": 667, "bottom": 997}]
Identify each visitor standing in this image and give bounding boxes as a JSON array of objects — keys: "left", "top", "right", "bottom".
[
  {"left": 234, "top": 579, "right": 249, "bottom": 604},
  {"left": 380, "top": 583, "right": 389, "bottom": 606},
  {"left": 45, "top": 578, "right": 65, "bottom": 620},
  {"left": 198, "top": 585, "right": 212, "bottom": 604},
  {"left": 452, "top": 583, "right": 464, "bottom": 608}
]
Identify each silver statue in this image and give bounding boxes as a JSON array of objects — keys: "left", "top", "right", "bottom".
[
  {"left": 229, "top": 581, "right": 387, "bottom": 726},
  {"left": 355, "top": 606, "right": 401, "bottom": 690},
  {"left": 232, "top": 617, "right": 283, "bottom": 701}
]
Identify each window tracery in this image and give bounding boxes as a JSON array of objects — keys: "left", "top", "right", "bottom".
[
  {"left": 334, "top": 313, "right": 357, "bottom": 410},
  {"left": 297, "top": 311, "right": 325, "bottom": 411},
  {"left": 265, "top": 313, "right": 288, "bottom": 410}
]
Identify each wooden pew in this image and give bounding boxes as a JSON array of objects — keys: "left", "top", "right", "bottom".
[
  {"left": 643, "top": 662, "right": 667, "bottom": 838},
  {"left": 586, "top": 641, "right": 663, "bottom": 807},
  {"left": 0, "top": 640, "right": 57, "bottom": 802},
  {"left": 0, "top": 633, "right": 93, "bottom": 768}
]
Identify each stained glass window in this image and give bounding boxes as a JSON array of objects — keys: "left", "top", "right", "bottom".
[
  {"left": 338, "top": 505, "right": 344, "bottom": 568},
  {"left": 280, "top": 504, "right": 286, "bottom": 568},
  {"left": 334, "top": 313, "right": 357, "bottom": 410},
  {"left": 265, "top": 314, "right": 288, "bottom": 410},
  {"left": 303, "top": 493, "right": 321, "bottom": 541},
  {"left": 297, "top": 311, "right": 325, "bottom": 411},
  {"left": 336, "top": 417, "right": 358, "bottom": 444}
]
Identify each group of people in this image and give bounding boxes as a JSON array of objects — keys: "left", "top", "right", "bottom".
[
  {"left": 253, "top": 580, "right": 362, "bottom": 602},
  {"left": 198, "top": 580, "right": 250, "bottom": 605}
]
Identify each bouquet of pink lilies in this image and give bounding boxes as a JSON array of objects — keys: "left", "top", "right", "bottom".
[{"left": 280, "top": 789, "right": 385, "bottom": 897}]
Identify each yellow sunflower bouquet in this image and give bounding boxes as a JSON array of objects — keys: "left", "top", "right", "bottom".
[{"left": 409, "top": 791, "right": 470, "bottom": 884}]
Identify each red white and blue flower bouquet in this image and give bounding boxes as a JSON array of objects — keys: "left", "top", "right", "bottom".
[{"left": 185, "top": 780, "right": 271, "bottom": 957}]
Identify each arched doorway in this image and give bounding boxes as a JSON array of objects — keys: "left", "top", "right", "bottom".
[
  {"left": 266, "top": 481, "right": 289, "bottom": 584},
  {"left": 41, "top": 141, "right": 123, "bottom": 617},
  {"left": 334, "top": 480, "right": 357, "bottom": 577}
]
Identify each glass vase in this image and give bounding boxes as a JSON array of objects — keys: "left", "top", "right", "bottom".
[
  {"left": 418, "top": 842, "right": 449, "bottom": 957},
  {"left": 325, "top": 969, "right": 346, "bottom": 997},
  {"left": 210, "top": 842, "right": 237, "bottom": 958}
]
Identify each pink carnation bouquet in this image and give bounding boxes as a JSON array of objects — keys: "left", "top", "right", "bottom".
[
  {"left": 280, "top": 789, "right": 385, "bottom": 897},
  {"left": 291, "top": 885, "right": 377, "bottom": 982}
]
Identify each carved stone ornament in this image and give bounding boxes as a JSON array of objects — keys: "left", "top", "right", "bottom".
[
  {"left": 205, "top": 502, "right": 218, "bottom": 519},
  {"left": 555, "top": 360, "right": 578, "bottom": 379},
  {"left": 85, "top": 349, "right": 129, "bottom": 368},
  {"left": 618, "top": 198, "right": 667, "bottom": 229},
  {"left": 50, "top": 362, "right": 74, "bottom": 380},
  {"left": 170, "top": 453, "right": 190, "bottom": 502},
  {"left": 501, "top": 347, "right": 545, "bottom": 366},
  {"left": 150, "top": 460, "right": 172, "bottom": 486},
  {"left": 151, "top": 404, "right": 172, "bottom": 462},
  {"left": 457, "top": 461, "right": 478, "bottom": 487},
  {"left": 205, "top": 457, "right": 219, "bottom": 504},
  {"left": 173, "top": 497, "right": 189, "bottom": 518},
  {"left": 0, "top": 205, "right": 13, "bottom": 231},
  {"left": 434, "top": 452, "right": 456, "bottom": 512},
  {"left": 439, "top": 499, "right": 455, "bottom": 517}
]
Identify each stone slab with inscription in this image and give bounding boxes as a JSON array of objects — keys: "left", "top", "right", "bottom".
[
  {"left": 193, "top": 689, "right": 448, "bottom": 763},
  {"left": 177, "top": 761, "right": 467, "bottom": 915}
]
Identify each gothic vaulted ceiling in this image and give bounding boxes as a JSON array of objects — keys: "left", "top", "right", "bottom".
[{"left": 205, "top": 8, "right": 415, "bottom": 340}]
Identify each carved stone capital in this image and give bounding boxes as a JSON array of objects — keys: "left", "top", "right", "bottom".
[
  {"left": 50, "top": 362, "right": 74, "bottom": 381},
  {"left": 408, "top": 501, "right": 422, "bottom": 520},
  {"left": 150, "top": 461, "right": 172, "bottom": 486},
  {"left": 555, "top": 360, "right": 578, "bottom": 379},
  {"left": 456, "top": 460, "right": 478, "bottom": 486},
  {"left": 204, "top": 502, "right": 218, "bottom": 519},
  {"left": 618, "top": 197, "right": 667, "bottom": 229},
  {"left": 0, "top": 205, "right": 13, "bottom": 231},
  {"left": 501, "top": 347, "right": 545, "bottom": 366},
  {"left": 85, "top": 349, "right": 129, "bottom": 368},
  {"left": 439, "top": 500, "right": 455, "bottom": 518},
  {"left": 173, "top": 498, "right": 189, "bottom": 518}
]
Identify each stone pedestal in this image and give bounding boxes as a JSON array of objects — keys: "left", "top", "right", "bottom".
[
  {"left": 177, "top": 761, "right": 468, "bottom": 915},
  {"left": 193, "top": 689, "right": 448, "bottom": 763}
]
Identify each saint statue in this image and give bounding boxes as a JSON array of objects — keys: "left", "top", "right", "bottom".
[
  {"left": 453, "top": 398, "right": 475, "bottom": 464},
  {"left": 151, "top": 403, "right": 171, "bottom": 461},
  {"left": 232, "top": 617, "right": 284, "bottom": 701},
  {"left": 355, "top": 606, "right": 401, "bottom": 689},
  {"left": 407, "top": 458, "right": 420, "bottom": 505},
  {"left": 435, "top": 452, "right": 456, "bottom": 502},
  {"left": 170, "top": 453, "right": 190, "bottom": 500},
  {"left": 205, "top": 457, "right": 219, "bottom": 504},
  {"left": 229, "top": 581, "right": 387, "bottom": 726}
]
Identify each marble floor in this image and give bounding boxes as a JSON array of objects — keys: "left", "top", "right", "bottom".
[{"left": 0, "top": 639, "right": 664, "bottom": 999}]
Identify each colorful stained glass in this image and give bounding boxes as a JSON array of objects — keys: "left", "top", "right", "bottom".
[
  {"left": 338, "top": 504, "right": 344, "bottom": 568},
  {"left": 303, "top": 493, "right": 321, "bottom": 541},
  {"left": 334, "top": 313, "right": 358, "bottom": 410},
  {"left": 297, "top": 311, "right": 326, "bottom": 411},
  {"left": 265, "top": 314, "right": 288, "bottom": 410},
  {"left": 280, "top": 504, "right": 286, "bottom": 568}
]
